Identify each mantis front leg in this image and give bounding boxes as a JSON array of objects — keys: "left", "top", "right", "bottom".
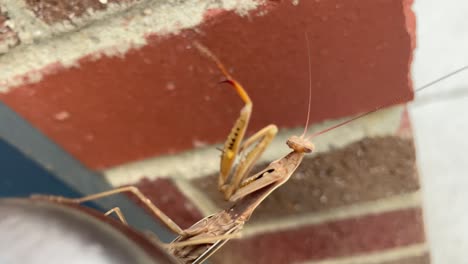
[
  {"left": 220, "top": 121, "right": 277, "bottom": 200},
  {"left": 216, "top": 79, "right": 277, "bottom": 201},
  {"left": 194, "top": 42, "right": 278, "bottom": 201}
]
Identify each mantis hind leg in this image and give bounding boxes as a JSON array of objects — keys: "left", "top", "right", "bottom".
[
  {"left": 104, "top": 207, "right": 128, "bottom": 224},
  {"left": 31, "top": 186, "right": 184, "bottom": 235}
]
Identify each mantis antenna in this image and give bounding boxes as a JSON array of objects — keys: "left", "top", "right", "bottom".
[
  {"left": 306, "top": 64, "right": 468, "bottom": 140},
  {"left": 301, "top": 32, "right": 313, "bottom": 139}
]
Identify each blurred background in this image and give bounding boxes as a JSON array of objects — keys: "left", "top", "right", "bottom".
[{"left": 411, "top": 0, "right": 468, "bottom": 263}]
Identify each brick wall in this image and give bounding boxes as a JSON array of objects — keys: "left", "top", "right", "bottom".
[{"left": 0, "top": 0, "right": 428, "bottom": 263}]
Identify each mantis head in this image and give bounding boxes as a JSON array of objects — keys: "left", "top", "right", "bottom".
[{"left": 286, "top": 135, "right": 315, "bottom": 153}]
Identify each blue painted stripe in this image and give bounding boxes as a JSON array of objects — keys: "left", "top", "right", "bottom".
[{"left": 0, "top": 138, "right": 83, "bottom": 198}]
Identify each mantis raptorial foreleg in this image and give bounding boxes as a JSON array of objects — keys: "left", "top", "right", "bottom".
[
  {"left": 218, "top": 81, "right": 278, "bottom": 200},
  {"left": 225, "top": 124, "right": 277, "bottom": 199},
  {"left": 32, "top": 186, "right": 184, "bottom": 235},
  {"left": 195, "top": 43, "right": 279, "bottom": 201},
  {"left": 217, "top": 80, "right": 252, "bottom": 190}
]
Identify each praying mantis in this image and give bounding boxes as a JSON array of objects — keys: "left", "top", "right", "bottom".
[
  {"left": 29, "top": 41, "right": 468, "bottom": 263},
  {"left": 31, "top": 41, "right": 318, "bottom": 264}
]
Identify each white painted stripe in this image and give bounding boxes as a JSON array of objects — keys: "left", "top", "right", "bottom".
[
  {"left": 0, "top": 0, "right": 262, "bottom": 91},
  {"left": 299, "top": 243, "right": 428, "bottom": 264},
  {"left": 105, "top": 106, "right": 403, "bottom": 186},
  {"left": 242, "top": 191, "right": 421, "bottom": 238}
]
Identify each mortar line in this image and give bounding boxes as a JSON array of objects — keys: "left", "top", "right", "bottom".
[
  {"left": 0, "top": 0, "right": 50, "bottom": 42},
  {"left": 0, "top": 0, "right": 262, "bottom": 91},
  {"left": 171, "top": 177, "right": 220, "bottom": 216},
  {"left": 105, "top": 106, "right": 404, "bottom": 186},
  {"left": 299, "top": 243, "right": 428, "bottom": 264},
  {"left": 242, "top": 191, "right": 422, "bottom": 238}
]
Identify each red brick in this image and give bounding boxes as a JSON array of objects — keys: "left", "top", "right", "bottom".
[
  {"left": 130, "top": 178, "right": 203, "bottom": 229},
  {"left": 0, "top": 0, "right": 415, "bottom": 169},
  {"left": 211, "top": 208, "right": 425, "bottom": 264}
]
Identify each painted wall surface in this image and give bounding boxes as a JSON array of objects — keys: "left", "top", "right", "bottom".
[{"left": 0, "top": 139, "right": 81, "bottom": 198}]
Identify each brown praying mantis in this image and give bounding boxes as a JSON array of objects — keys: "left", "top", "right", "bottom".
[
  {"left": 30, "top": 40, "right": 468, "bottom": 263},
  {"left": 31, "top": 41, "right": 319, "bottom": 264}
]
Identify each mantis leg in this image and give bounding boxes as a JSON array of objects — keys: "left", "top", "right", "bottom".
[
  {"left": 104, "top": 207, "right": 128, "bottom": 225},
  {"left": 194, "top": 42, "right": 278, "bottom": 200},
  {"left": 217, "top": 77, "right": 253, "bottom": 192},
  {"left": 220, "top": 124, "right": 277, "bottom": 200},
  {"left": 31, "top": 186, "right": 184, "bottom": 235},
  {"left": 167, "top": 232, "right": 241, "bottom": 248},
  {"left": 195, "top": 42, "right": 254, "bottom": 193}
]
